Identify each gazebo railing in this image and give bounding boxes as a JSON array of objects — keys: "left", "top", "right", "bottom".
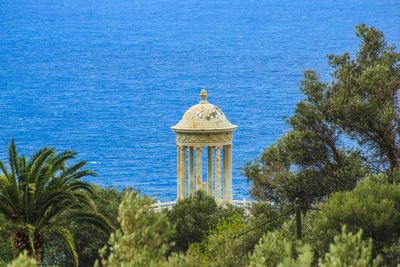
[
  {"left": 151, "top": 198, "right": 259, "bottom": 211},
  {"left": 231, "top": 198, "right": 257, "bottom": 207},
  {"left": 151, "top": 200, "right": 176, "bottom": 211}
]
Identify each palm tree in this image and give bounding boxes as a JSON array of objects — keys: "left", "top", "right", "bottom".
[{"left": 0, "top": 139, "right": 113, "bottom": 266}]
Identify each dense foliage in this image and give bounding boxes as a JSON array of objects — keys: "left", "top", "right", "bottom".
[
  {"left": 313, "top": 175, "right": 400, "bottom": 255},
  {"left": 243, "top": 23, "right": 400, "bottom": 210},
  {"left": 2, "top": 24, "right": 400, "bottom": 266},
  {"left": 95, "top": 191, "right": 174, "bottom": 267},
  {"left": 167, "top": 190, "right": 243, "bottom": 252},
  {"left": 249, "top": 231, "right": 312, "bottom": 267},
  {"left": 320, "top": 226, "right": 382, "bottom": 267}
]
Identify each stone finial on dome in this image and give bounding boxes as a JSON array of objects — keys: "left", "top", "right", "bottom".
[
  {"left": 200, "top": 89, "right": 208, "bottom": 104},
  {"left": 171, "top": 89, "right": 237, "bottom": 133}
]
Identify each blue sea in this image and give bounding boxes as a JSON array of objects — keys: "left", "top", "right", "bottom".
[{"left": 1, "top": 0, "right": 399, "bottom": 201}]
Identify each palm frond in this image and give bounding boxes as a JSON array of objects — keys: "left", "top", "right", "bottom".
[
  {"left": 6, "top": 140, "right": 21, "bottom": 202},
  {"left": 26, "top": 227, "right": 36, "bottom": 257},
  {"left": 26, "top": 146, "right": 54, "bottom": 172},
  {"left": 57, "top": 161, "right": 97, "bottom": 182},
  {"left": 61, "top": 180, "right": 93, "bottom": 193},
  {"left": 10, "top": 231, "right": 16, "bottom": 259},
  {"left": 16, "top": 156, "right": 27, "bottom": 182},
  {"left": 44, "top": 225, "right": 78, "bottom": 267},
  {"left": 67, "top": 191, "right": 95, "bottom": 208},
  {"left": 49, "top": 150, "right": 77, "bottom": 172},
  {"left": 0, "top": 175, "right": 9, "bottom": 186},
  {"left": 0, "top": 183, "right": 15, "bottom": 218},
  {"left": 0, "top": 159, "right": 9, "bottom": 177},
  {"left": 40, "top": 201, "right": 77, "bottom": 225},
  {"left": 8, "top": 138, "right": 18, "bottom": 180},
  {"left": 65, "top": 169, "right": 98, "bottom": 182},
  {"left": 0, "top": 177, "right": 22, "bottom": 218},
  {"left": 23, "top": 184, "right": 32, "bottom": 224},
  {"left": 34, "top": 165, "right": 53, "bottom": 193},
  {"left": 37, "top": 190, "right": 95, "bottom": 225},
  {"left": 58, "top": 160, "right": 87, "bottom": 178},
  {"left": 69, "top": 210, "right": 114, "bottom": 235},
  {"left": 39, "top": 191, "right": 96, "bottom": 226},
  {"left": 36, "top": 190, "right": 79, "bottom": 218},
  {"left": 29, "top": 148, "right": 55, "bottom": 185},
  {"left": 0, "top": 195, "right": 17, "bottom": 220}
]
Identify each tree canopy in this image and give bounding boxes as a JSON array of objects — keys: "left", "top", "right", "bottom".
[{"left": 243, "top": 24, "right": 400, "bottom": 209}]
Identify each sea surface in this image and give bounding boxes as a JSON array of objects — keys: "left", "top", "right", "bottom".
[{"left": 0, "top": 0, "right": 399, "bottom": 201}]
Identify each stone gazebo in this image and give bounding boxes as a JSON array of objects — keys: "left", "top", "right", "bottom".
[{"left": 171, "top": 90, "right": 237, "bottom": 203}]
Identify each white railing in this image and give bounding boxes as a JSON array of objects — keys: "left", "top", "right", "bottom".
[
  {"left": 151, "top": 198, "right": 259, "bottom": 211},
  {"left": 151, "top": 200, "right": 176, "bottom": 211},
  {"left": 231, "top": 198, "right": 257, "bottom": 207}
]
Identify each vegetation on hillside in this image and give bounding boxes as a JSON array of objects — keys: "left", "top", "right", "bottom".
[{"left": 1, "top": 24, "right": 400, "bottom": 266}]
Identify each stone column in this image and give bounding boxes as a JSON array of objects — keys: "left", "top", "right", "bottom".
[
  {"left": 207, "top": 146, "right": 213, "bottom": 196},
  {"left": 223, "top": 147, "right": 227, "bottom": 201},
  {"left": 177, "top": 146, "right": 180, "bottom": 199},
  {"left": 179, "top": 146, "right": 187, "bottom": 199},
  {"left": 226, "top": 144, "right": 233, "bottom": 202},
  {"left": 223, "top": 145, "right": 232, "bottom": 203},
  {"left": 195, "top": 147, "right": 203, "bottom": 191},
  {"left": 214, "top": 146, "right": 222, "bottom": 203},
  {"left": 188, "top": 147, "right": 195, "bottom": 194}
]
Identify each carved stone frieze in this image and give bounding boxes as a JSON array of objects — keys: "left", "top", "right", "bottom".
[{"left": 176, "top": 132, "right": 233, "bottom": 146}]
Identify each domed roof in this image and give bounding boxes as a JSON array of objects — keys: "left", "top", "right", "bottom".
[{"left": 171, "top": 90, "right": 237, "bottom": 133}]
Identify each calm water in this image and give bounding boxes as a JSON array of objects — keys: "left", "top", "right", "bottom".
[{"left": 1, "top": 0, "right": 399, "bottom": 201}]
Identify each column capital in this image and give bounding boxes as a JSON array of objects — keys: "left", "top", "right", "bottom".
[
  {"left": 214, "top": 145, "right": 223, "bottom": 150},
  {"left": 194, "top": 146, "right": 203, "bottom": 150}
]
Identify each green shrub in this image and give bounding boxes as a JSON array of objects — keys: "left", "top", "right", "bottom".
[
  {"left": 167, "top": 191, "right": 244, "bottom": 252},
  {"left": 6, "top": 252, "right": 37, "bottom": 267},
  {"left": 190, "top": 213, "right": 250, "bottom": 267},
  {"left": 315, "top": 176, "right": 400, "bottom": 253},
  {"left": 244, "top": 202, "right": 293, "bottom": 253},
  {"left": 166, "top": 251, "right": 204, "bottom": 267},
  {"left": 276, "top": 208, "right": 331, "bottom": 263},
  {"left": 95, "top": 192, "right": 174, "bottom": 267},
  {"left": 249, "top": 225, "right": 383, "bottom": 267},
  {"left": 249, "top": 230, "right": 312, "bottom": 267},
  {"left": 167, "top": 191, "right": 218, "bottom": 252},
  {"left": 319, "top": 226, "right": 382, "bottom": 267},
  {"left": 277, "top": 245, "right": 313, "bottom": 267}
]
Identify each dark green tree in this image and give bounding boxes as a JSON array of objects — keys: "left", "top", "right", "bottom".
[
  {"left": 243, "top": 24, "right": 399, "bottom": 209},
  {"left": 243, "top": 91, "right": 365, "bottom": 209},
  {"left": 312, "top": 174, "right": 400, "bottom": 258},
  {"left": 0, "top": 139, "right": 113, "bottom": 266},
  {"left": 326, "top": 24, "right": 400, "bottom": 172},
  {"left": 167, "top": 190, "right": 243, "bottom": 252}
]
